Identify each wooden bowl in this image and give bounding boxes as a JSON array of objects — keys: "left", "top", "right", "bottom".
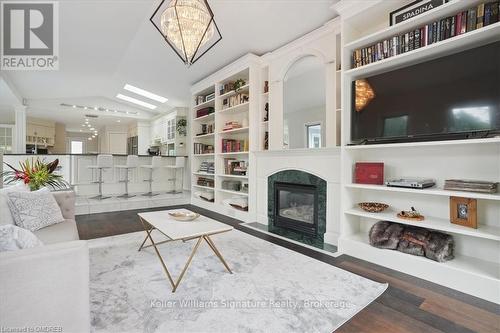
[
  {"left": 358, "top": 202, "right": 389, "bottom": 213},
  {"left": 168, "top": 211, "right": 200, "bottom": 221}
]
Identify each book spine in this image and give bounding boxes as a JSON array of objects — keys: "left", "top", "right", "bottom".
[
  {"left": 414, "top": 29, "right": 420, "bottom": 49},
  {"left": 439, "top": 18, "right": 445, "bottom": 41},
  {"left": 477, "top": 3, "right": 485, "bottom": 29},
  {"left": 468, "top": 8, "right": 477, "bottom": 32},
  {"left": 404, "top": 33, "right": 409, "bottom": 52},
  {"left": 461, "top": 11, "right": 467, "bottom": 34},
  {"left": 450, "top": 15, "right": 456, "bottom": 38}
]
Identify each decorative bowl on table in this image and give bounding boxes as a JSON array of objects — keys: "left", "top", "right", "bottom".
[
  {"left": 168, "top": 211, "right": 200, "bottom": 221},
  {"left": 358, "top": 202, "right": 389, "bottom": 213}
]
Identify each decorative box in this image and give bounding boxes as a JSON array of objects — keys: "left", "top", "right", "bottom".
[{"left": 355, "top": 162, "right": 384, "bottom": 185}]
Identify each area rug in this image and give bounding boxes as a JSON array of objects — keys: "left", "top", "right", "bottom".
[{"left": 89, "top": 229, "right": 387, "bottom": 333}]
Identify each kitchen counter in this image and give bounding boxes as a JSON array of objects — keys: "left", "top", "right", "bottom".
[
  {"left": 3, "top": 154, "right": 188, "bottom": 196},
  {"left": 4, "top": 153, "right": 187, "bottom": 157}
]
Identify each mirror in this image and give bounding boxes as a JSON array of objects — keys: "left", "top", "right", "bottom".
[{"left": 283, "top": 55, "right": 326, "bottom": 149}]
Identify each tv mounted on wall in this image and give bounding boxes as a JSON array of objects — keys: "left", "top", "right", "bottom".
[{"left": 351, "top": 41, "right": 500, "bottom": 145}]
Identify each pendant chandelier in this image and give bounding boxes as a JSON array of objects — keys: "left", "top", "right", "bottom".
[{"left": 150, "top": 0, "right": 222, "bottom": 66}]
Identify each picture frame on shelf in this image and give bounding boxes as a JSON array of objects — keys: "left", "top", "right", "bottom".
[
  {"left": 449, "top": 196, "right": 477, "bottom": 229},
  {"left": 389, "top": 0, "right": 447, "bottom": 26}
]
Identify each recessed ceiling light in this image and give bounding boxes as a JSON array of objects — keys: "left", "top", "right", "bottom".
[
  {"left": 116, "top": 120, "right": 121, "bottom": 123},
  {"left": 123, "top": 84, "right": 168, "bottom": 103},
  {"left": 87, "top": 124, "right": 91, "bottom": 128},
  {"left": 90, "top": 127, "right": 95, "bottom": 130},
  {"left": 79, "top": 129, "right": 82, "bottom": 132},
  {"left": 88, "top": 138, "right": 92, "bottom": 141},
  {"left": 72, "top": 105, "right": 76, "bottom": 108},
  {"left": 94, "top": 107, "right": 98, "bottom": 110},
  {"left": 116, "top": 94, "right": 157, "bottom": 110},
  {"left": 82, "top": 124, "right": 85, "bottom": 127}
]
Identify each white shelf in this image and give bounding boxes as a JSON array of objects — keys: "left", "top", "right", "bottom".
[
  {"left": 193, "top": 113, "right": 215, "bottom": 122},
  {"left": 192, "top": 185, "right": 215, "bottom": 191},
  {"left": 345, "top": 22, "right": 500, "bottom": 79},
  {"left": 344, "top": 183, "right": 500, "bottom": 201},
  {"left": 345, "top": 207, "right": 500, "bottom": 241},
  {"left": 219, "top": 151, "right": 249, "bottom": 156},
  {"left": 345, "top": 137, "right": 500, "bottom": 150},
  {"left": 345, "top": 0, "right": 486, "bottom": 50},
  {"left": 218, "top": 189, "right": 249, "bottom": 196},
  {"left": 218, "top": 102, "right": 250, "bottom": 115},
  {"left": 339, "top": 233, "right": 500, "bottom": 303},
  {"left": 344, "top": 232, "right": 500, "bottom": 280},
  {"left": 262, "top": 92, "right": 269, "bottom": 96},
  {"left": 193, "top": 153, "right": 214, "bottom": 157},
  {"left": 220, "top": 127, "right": 249, "bottom": 135},
  {"left": 193, "top": 172, "right": 215, "bottom": 177},
  {"left": 193, "top": 133, "right": 215, "bottom": 139},
  {"left": 219, "top": 84, "right": 250, "bottom": 99},
  {"left": 193, "top": 98, "right": 215, "bottom": 110},
  {"left": 261, "top": 121, "right": 269, "bottom": 126},
  {"left": 217, "top": 174, "right": 248, "bottom": 179}
]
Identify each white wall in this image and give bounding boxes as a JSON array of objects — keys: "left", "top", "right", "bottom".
[{"left": 285, "top": 106, "right": 326, "bottom": 149}]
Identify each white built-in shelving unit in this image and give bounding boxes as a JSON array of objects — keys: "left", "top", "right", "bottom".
[
  {"left": 339, "top": 0, "right": 500, "bottom": 303},
  {"left": 190, "top": 55, "right": 260, "bottom": 222},
  {"left": 259, "top": 65, "right": 270, "bottom": 151}
]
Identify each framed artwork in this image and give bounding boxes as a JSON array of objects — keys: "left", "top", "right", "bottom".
[
  {"left": 389, "top": 0, "right": 447, "bottom": 26},
  {"left": 449, "top": 196, "right": 477, "bottom": 229}
]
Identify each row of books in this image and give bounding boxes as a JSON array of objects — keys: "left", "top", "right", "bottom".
[
  {"left": 352, "top": 1, "right": 500, "bottom": 68},
  {"left": 221, "top": 139, "right": 248, "bottom": 153},
  {"left": 198, "top": 161, "right": 215, "bottom": 174},
  {"left": 197, "top": 177, "right": 214, "bottom": 188},
  {"left": 196, "top": 107, "right": 214, "bottom": 119},
  {"left": 193, "top": 143, "right": 214, "bottom": 155},
  {"left": 223, "top": 158, "right": 248, "bottom": 176},
  {"left": 444, "top": 179, "right": 498, "bottom": 194},
  {"left": 195, "top": 92, "right": 215, "bottom": 106},
  {"left": 223, "top": 121, "right": 243, "bottom": 131},
  {"left": 197, "top": 123, "right": 215, "bottom": 136},
  {"left": 222, "top": 93, "right": 249, "bottom": 110}
]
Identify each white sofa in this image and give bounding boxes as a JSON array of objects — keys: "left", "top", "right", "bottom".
[{"left": 0, "top": 190, "right": 90, "bottom": 333}]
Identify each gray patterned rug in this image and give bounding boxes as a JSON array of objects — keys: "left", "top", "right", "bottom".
[{"left": 89, "top": 230, "right": 387, "bottom": 333}]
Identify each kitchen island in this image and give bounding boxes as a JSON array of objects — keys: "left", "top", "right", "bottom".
[{"left": 3, "top": 154, "right": 188, "bottom": 197}]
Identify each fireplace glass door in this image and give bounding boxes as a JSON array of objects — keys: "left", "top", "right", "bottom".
[{"left": 274, "top": 182, "right": 318, "bottom": 236}]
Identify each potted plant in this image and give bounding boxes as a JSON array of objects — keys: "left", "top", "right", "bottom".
[
  {"left": 176, "top": 118, "right": 187, "bottom": 136},
  {"left": 234, "top": 78, "right": 246, "bottom": 92},
  {"left": 2, "top": 158, "right": 69, "bottom": 191}
]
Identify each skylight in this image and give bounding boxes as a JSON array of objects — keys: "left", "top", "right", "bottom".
[
  {"left": 123, "top": 84, "right": 168, "bottom": 103},
  {"left": 116, "top": 94, "right": 157, "bottom": 110}
]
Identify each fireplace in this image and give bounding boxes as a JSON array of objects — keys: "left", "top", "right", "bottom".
[
  {"left": 268, "top": 170, "right": 326, "bottom": 246},
  {"left": 274, "top": 182, "right": 318, "bottom": 236}
]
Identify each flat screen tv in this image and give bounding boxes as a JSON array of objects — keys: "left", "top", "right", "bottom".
[{"left": 351, "top": 41, "right": 500, "bottom": 144}]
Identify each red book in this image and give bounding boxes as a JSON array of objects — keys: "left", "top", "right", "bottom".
[{"left": 355, "top": 162, "right": 384, "bottom": 185}]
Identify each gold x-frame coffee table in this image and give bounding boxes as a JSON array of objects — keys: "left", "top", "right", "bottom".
[{"left": 137, "top": 209, "right": 233, "bottom": 292}]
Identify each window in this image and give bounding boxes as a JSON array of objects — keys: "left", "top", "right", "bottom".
[
  {"left": 306, "top": 124, "right": 321, "bottom": 148},
  {"left": 0, "top": 126, "right": 13, "bottom": 153},
  {"left": 70, "top": 140, "right": 84, "bottom": 154}
]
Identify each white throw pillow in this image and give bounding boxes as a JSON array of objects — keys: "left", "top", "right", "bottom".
[
  {"left": 0, "top": 183, "right": 29, "bottom": 226},
  {"left": 0, "top": 224, "right": 43, "bottom": 252},
  {"left": 7, "top": 187, "right": 65, "bottom": 232}
]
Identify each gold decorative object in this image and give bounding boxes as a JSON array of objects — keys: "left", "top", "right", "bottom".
[{"left": 355, "top": 79, "right": 375, "bottom": 112}]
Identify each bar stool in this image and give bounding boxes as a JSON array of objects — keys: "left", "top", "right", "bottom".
[
  {"left": 141, "top": 156, "right": 162, "bottom": 197},
  {"left": 88, "top": 154, "right": 113, "bottom": 200},
  {"left": 115, "top": 155, "right": 139, "bottom": 198},
  {"left": 165, "top": 157, "right": 185, "bottom": 194}
]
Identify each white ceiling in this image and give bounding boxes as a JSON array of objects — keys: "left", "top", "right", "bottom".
[{"left": 4, "top": 0, "right": 337, "bottom": 128}]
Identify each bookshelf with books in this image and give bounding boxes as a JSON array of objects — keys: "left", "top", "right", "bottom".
[
  {"left": 336, "top": 0, "right": 500, "bottom": 303},
  {"left": 190, "top": 54, "right": 260, "bottom": 221}
]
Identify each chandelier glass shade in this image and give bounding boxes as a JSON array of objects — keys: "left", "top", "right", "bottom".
[{"left": 151, "top": 0, "right": 222, "bottom": 65}]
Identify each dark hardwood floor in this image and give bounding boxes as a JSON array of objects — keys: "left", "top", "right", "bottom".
[{"left": 76, "top": 205, "right": 500, "bottom": 333}]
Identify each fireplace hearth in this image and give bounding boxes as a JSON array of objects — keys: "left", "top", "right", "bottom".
[{"left": 268, "top": 170, "right": 326, "bottom": 247}]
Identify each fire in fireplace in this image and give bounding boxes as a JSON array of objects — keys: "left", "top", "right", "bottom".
[{"left": 274, "top": 182, "right": 318, "bottom": 237}]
